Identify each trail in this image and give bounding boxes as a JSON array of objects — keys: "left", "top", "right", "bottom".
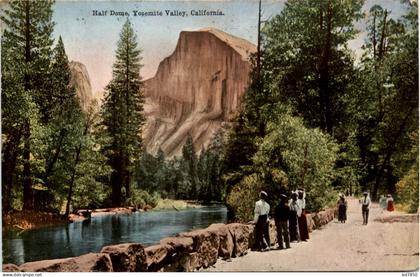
[{"left": 205, "top": 198, "right": 419, "bottom": 272}]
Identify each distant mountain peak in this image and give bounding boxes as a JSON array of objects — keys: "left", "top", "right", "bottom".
[{"left": 143, "top": 28, "right": 256, "bottom": 158}]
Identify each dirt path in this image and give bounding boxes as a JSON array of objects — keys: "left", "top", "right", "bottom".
[{"left": 205, "top": 198, "right": 419, "bottom": 272}]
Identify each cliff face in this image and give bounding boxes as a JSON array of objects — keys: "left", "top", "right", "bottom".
[
  {"left": 69, "top": 61, "right": 94, "bottom": 111},
  {"left": 144, "top": 28, "right": 256, "bottom": 157}
]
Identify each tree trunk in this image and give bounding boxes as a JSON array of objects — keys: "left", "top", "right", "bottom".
[
  {"left": 65, "top": 114, "right": 92, "bottom": 217},
  {"left": 318, "top": 0, "right": 333, "bottom": 135},
  {"left": 2, "top": 125, "right": 23, "bottom": 212},
  {"left": 111, "top": 155, "right": 123, "bottom": 207},
  {"left": 22, "top": 0, "right": 34, "bottom": 210},
  {"left": 372, "top": 107, "right": 414, "bottom": 200},
  {"left": 44, "top": 129, "right": 67, "bottom": 186},
  {"left": 22, "top": 120, "right": 34, "bottom": 210},
  {"left": 64, "top": 144, "right": 82, "bottom": 217}
]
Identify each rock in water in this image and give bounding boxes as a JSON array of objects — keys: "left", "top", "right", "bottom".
[{"left": 143, "top": 28, "right": 256, "bottom": 158}]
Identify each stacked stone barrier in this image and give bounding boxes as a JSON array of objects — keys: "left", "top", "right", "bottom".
[{"left": 3, "top": 208, "right": 337, "bottom": 272}]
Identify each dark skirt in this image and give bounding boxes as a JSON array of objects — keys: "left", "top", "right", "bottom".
[
  {"left": 338, "top": 204, "right": 347, "bottom": 221},
  {"left": 298, "top": 210, "right": 309, "bottom": 241},
  {"left": 289, "top": 211, "right": 299, "bottom": 241},
  {"left": 387, "top": 201, "right": 394, "bottom": 211}
]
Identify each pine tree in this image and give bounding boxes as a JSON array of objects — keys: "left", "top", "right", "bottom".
[
  {"left": 181, "top": 135, "right": 199, "bottom": 199},
  {"left": 1, "top": 0, "right": 55, "bottom": 210},
  {"left": 101, "top": 19, "right": 145, "bottom": 207}
]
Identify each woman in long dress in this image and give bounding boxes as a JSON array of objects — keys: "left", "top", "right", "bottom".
[
  {"left": 337, "top": 193, "right": 347, "bottom": 223},
  {"left": 386, "top": 194, "right": 395, "bottom": 212},
  {"left": 297, "top": 189, "right": 309, "bottom": 241}
]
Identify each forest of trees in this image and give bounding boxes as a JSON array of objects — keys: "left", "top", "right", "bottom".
[
  {"left": 1, "top": 0, "right": 418, "bottom": 221},
  {"left": 225, "top": 0, "right": 418, "bottom": 221}
]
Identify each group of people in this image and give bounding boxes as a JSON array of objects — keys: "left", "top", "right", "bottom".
[
  {"left": 379, "top": 194, "right": 395, "bottom": 212},
  {"left": 337, "top": 191, "right": 395, "bottom": 226},
  {"left": 252, "top": 188, "right": 310, "bottom": 252},
  {"left": 253, "top": 189, "right": 397, "bottom": 251}
]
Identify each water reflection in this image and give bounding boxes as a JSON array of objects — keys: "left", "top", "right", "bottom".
[{"left": 2, "top": 205, "right": 227, "bottom": 265}]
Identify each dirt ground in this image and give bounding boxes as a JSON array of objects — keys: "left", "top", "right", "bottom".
[{"left": 205, "top": 198, "right": 419, "bottom": 272}]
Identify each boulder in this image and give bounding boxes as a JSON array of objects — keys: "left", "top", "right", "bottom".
[
  {"left": 2, "top": 264, "right": 20, "bottom": 272},
  {"left": 19, "top": 253, "right": 113, "bottom": 272},
  {"left": 207, "top": 223, "right": 234, "bottom": 260},
  {"left": 101, "top": 243, "right": 146, "bottom": 272},
  {"left": 144, "top": 244, "right": 174, "bottom": 272},
  {"left": 153, "top": 237, "right": 195, "bottom": 272},
  {"left": 226, "top": 223, "right": 254, "bottom": 257},
  {"left": 177, "top": 228, "right": 220, "bottom": 269},
  {"left": 306, "top": 213, "right": 315, "bottom": 233},
  {"left": 312, "top": 208, "right": 336, "bottom": 229},
  {"left": 161, "top": 252, "right": 200, "bottom": 272},
  {"left": 159, "top": 236, "right": 194, "bottom": 253}
]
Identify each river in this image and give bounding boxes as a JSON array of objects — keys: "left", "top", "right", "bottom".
[{"left": 2, "top": 205, "right": 227, "bottom": 265}]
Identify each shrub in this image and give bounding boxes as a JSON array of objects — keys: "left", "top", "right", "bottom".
[
  {"left": 226, "top": 173, "right": 263, "bottom": 222},
  {"left": 396, "top": 163, "right": 419, "bottom": 213},
  {"left": 125, "top": 189, "right": 161, "bottom": 210}
]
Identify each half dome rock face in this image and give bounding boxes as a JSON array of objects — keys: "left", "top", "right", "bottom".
[
  {"left": 69, "top": 61, "right": 94, "bottom": 111},
  {"left": 143, "top": 28, "right": 256, "bottom": 158}
]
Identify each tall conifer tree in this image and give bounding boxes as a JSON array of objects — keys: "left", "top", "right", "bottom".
[
  {"left": 1, "top": 0, "right": 55, "bottom": 210},
  {"left": 101, "top": 19, "right": 145, "bottom": 207}
]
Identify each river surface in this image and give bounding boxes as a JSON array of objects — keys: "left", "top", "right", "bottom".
[{"left": 2, "top": 205, "right": 227, "bottom": 265}]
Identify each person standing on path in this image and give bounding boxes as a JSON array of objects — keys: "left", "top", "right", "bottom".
[
  {"left": 274, "top": 194, "right": 291, "bottom": 250},
  {"left": 387, "top": 194, "right": 395, "bottom": 212},
  {"left": 289, "top": 192, "right": 301, "bottom": 242},
  {"left": 297, "top": 189, "right": 309, "bottom": 241},
  {"left": 361, "top": 192, "right": 371, "bottom": 225},
  {"left": 337, "top": 193, "right": 347, "bottom": 223},
  {"left": 379, "top": 194, "right": 387, "bottom": 211},
  {"left": 253, "top": 191, "right": 271, "bottom": 251}
]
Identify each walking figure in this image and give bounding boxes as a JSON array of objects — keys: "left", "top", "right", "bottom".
[
  {"left": 337, "top": 193, "right": 347, "bottom": 223},
  {"left": 379, "top": 195, "right": 387, "bottom": 211},
  {"left": 361, "top": 192, "right": 371, "bottom": 225},
  {"left": 297, "top": 188, "right": 309, "bottom": 241},
  {"left": 274, "top": 194, "right": 291, "bottom": 250},
  {"left": 288, "top": 192, "right": 301, "bottom": 242},
  {"left": 386, "top": 194, "right": 395, "bottom": 212},
  {"left": 253, "top": 191, "right": 271, "bottom": 251}
]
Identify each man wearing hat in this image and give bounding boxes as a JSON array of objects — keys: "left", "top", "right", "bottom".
[
  {"left": 361, "top": 191, "right": 371, "bottom": 225},
  {"left": 289, "top": 192, "right": 301, "bottom": 241},
  {"left": 274, "top": 194, "right": 291, "bottom": 249},
  {"left": 253, "top": 191, "right": 271, "bottom": 251}
]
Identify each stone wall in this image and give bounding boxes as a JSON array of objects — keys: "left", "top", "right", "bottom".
[{"left": 3, "top": 208, "right": 336, "bottom": 272}]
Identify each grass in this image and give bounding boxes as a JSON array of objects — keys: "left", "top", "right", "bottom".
[{"left": 153, "top": 199, "right": 202, "bottom": 211}]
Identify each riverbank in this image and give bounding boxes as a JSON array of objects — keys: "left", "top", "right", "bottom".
[
  {"left": 2, "top": 211, "right": 68, "bottom": 231},
  {"left": 204, "top": 198, "right": 419, "bottom": 272},
  {"left": 2, "top": 199, "right": 205, "bottom": 231}
]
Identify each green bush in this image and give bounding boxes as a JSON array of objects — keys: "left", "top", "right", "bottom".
[
  {"left": 125, "top": 189, "right": 161, "bottom": 209},
  {"left": 396, "top": 162, "right": 419, "bottom": 213},
  {"left": 253, "top": 113, "right": 339, "bottom": 212},
  {"left": 226, "top": 173, "right": 263, "bottom": 222}
]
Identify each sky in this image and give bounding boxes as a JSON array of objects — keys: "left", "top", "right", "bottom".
[{"left": 48, "top": 0, "right": 407, "bottom": 95}]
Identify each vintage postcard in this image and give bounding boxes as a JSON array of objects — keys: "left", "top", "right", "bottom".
[{"left": 1, "top": 0, "right": 418, "bottom": 274}]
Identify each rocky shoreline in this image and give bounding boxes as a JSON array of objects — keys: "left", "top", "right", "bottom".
[{"left": 2, "top": 208, "right": 337, "bottom": 272}]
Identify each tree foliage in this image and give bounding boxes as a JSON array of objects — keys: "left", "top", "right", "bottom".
[{"left": 100, "top": 19, "right": 145, "bottom": 207}]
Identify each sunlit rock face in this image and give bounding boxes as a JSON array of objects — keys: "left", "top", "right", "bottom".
[
  {"left": 143, "top": 28, "right": 256, "bottom": 158},
  {"left": 69, "top": 61, "right": 94, "bottom": 112}
]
